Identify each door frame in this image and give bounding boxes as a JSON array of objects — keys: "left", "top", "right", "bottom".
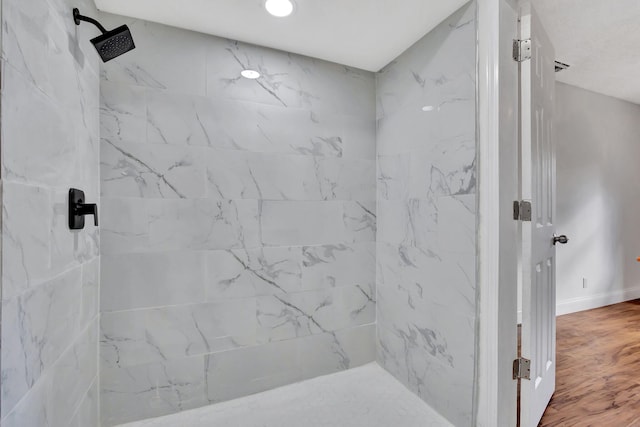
[{"left": 475, "top": 0, "right": 520, "bottom": 425}]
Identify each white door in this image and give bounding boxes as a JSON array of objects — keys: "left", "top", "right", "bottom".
[{"left": 519, "top": 2, "right": 556, "bottom": 426}]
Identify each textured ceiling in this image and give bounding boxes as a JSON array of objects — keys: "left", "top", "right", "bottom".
[
  {"left": 93, "top": 0, "right": 469, "bottom": 72},
  {"left": 534, "top": 0, "right": 640, "bottom": 105}
]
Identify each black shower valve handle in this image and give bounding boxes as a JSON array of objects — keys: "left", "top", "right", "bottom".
[
  {"left": 68, "top": 188, "right": 98, "bottom": 230},
  {"left": 76, "top": 202, "right": 99, "bottom": 226}
]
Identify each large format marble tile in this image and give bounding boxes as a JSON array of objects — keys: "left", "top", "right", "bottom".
[
  {"left": 344, "top": 201, "right": 377, "bottom": 242},
  {"left": 339, "top": 114, "right": 377, "bottom": 160},
  {"left": 377, "top": 199, "right": 438, "bottom": 249},
  {"left": 1, "top": 268, "right": 83, "bottom": 416},
  {"left": 101, "top": 324, "right": 375, "bottom": 426},
  {"left": 1, "top": 0, "right": 101, "bottom": 426},
  {"left": 205, "top": 39, "right": 375, "bottom": 116},
  {"left": 4, "top": 366, "right": 99, "bottom": 427},
  {"left": 69, "top": 378, "right": 100, "bottom": 427},
  {"left": 116, "top": 363, "right": 450, "bottom": 427},
  {"left": 376, "top": 3, "right": 476, "bottom": 121},
  {"left": 100, "top": 197, "right": 149, "bottom": 254},
  {"left": 1, "top": 63, "right": 76, "bottom": 186},
  {"left": 204, "top": 339, "right": 300, "bottom": 404},
  {"left": 200, "top": 102, "right": 362, "bottom": 157},
  {"left": 297, "top": 324, "right": 376, "bottom": 378},
  {"left": 206, "top": 247, "right": 303, "bottom": 299},
  {"left": 205, "top": 325, "right": 375, "bottom": 404},
  {"left": 1, "top": 182, "right": 52, "bottom": 300},
  {"left": 256, "top": 286, "right": 374, "bottom": 343},
  {"left": 376, "top": 275, "right": 475, "bottom": 377},
  {"left": 260, "top": 201, "right": 376, "bottom": 246},
  {"left": 0, "top": 375, "right": 49, "bottom": 427},
  {"left": 378, "top": 325, "right": 473, "bottom": 426},
  {"left": 101, "top": 139, "right": 206, "bottom": 199},
  {"left": 147, "top": 91, "right": 374, "bottom": 157},
  {"left": 377, "top": 195, "right": 475, "bottom": 255},
  {"left": 1, "top": 300, "right": 97, "bottom": 425},
  {"left": 98, "top": 15, "right": 209, "bottom": 96},
  {"left": 100, "top": 251, "right": 206, "bottom": 311},
  {"left": 206, "top": 150, "right": 375, "bottom": 201},
  {"left": 376, "top": 92, "right": 475, "bottom": 156},
  {"left": 1, "top": 0, "right": 98, "bottom": 109},
  {"left": 100, "top": 198, "right": 260, "bottom": 254},
  {"left": 100, "top": 82, "right": 147, "bottom": 144},
  {"left": 101, "top": 356, "right": 208, "bottom": 427},
  {"left": 309, "top": 157, "right": 376, "bottom": 201},
  {"left": 377, "top": 322, "right": 474, "bottom": 427},
  {"left": 97, "top": 11, "right": 377, "bottom": 426},
  {"left": 146, "top": 89, "right": 211, "bottom": 146},
  {"left": 104, "top": 80, "right": 375, "bottom": 158},
  {"left": 101, "top": 300, "right": 258, "bottom": 367},
  {"left": 436, "top": 194, "right": 476, "bottom": 253},
  {"left": 377, "top": 139, "right": 476, "bottom": 201},
  {"left": 146, "top": 199, "right": 260, "bottom": 250},
  {"left": 301, "top": 242, "right": 376, "bottom": 292},
  {"left": 80, "top": 257, "right": 100, "bottom": 327},
  {"left": 377, "top": 243, "right": 475, "bottom": 318},
  {"left": 375, "top": 2, "right": 477, "bottom": 426},
  {"left": 48, "top": 320, "right": 99, "bottom": 425},
  {"left": 2, "top": 2, "right": 100, "bottom": 186}
]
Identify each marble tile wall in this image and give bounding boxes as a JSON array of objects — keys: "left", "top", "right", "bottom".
[
  {"left": 0, "top": 0, "right": 101, "bottom": 426},
  {"left": 97, "top": 14, "right": 377, "bottom": 426},
  {"left": 375, "top": 2, "right": 478, "bottom": 426}
]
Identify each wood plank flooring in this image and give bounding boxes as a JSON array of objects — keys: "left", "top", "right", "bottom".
[{"left": 539, "top": 300, "right": 640, "bottom": 426}]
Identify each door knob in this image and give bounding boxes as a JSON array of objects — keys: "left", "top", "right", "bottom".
[{"left": 553, "top": 234, "right": 568, "bottom": 245}]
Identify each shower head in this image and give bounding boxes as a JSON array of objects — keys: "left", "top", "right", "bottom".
[
  {"left": 89, "top": 25, "right": 135, "bottom": 62},
  {"left": 73, "top": 8, "right": 135, "bottom": 62}
]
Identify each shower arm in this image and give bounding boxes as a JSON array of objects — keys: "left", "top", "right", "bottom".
[{"left": 73, "top": 8, "right": 108, "bottom": 34}]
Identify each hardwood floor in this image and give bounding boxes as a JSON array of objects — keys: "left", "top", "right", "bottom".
[{"left": 539, "top": 300, "right": 640, "bottom": 426}]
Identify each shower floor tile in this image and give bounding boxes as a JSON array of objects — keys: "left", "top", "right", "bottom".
[{"left": 116, "top": 363, "right": 452, "bottom": 427}]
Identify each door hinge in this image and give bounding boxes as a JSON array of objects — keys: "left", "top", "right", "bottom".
[
  {"left": 513, "top": 357, "right": 531, "bottom": 380},
  {"left": 513, "top": 39, "right": 532, "bottom": 62},
  {"left": 513, "top": 200, "right": 532, "bottom": 221}
]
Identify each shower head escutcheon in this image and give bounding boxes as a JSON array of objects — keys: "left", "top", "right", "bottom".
[{"left": 73, "top": 8, "right": 135, "bottom": 62}]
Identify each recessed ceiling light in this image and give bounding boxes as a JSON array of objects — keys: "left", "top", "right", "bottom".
[
  {"left": 265, "top": 0, "right": 294, "bottom": 17},
  {"left": 241, "top": 69, "right": 261, "bottom": 79},
  {"left": 421, "top": 106, "right": 435, "bottom": 112}
]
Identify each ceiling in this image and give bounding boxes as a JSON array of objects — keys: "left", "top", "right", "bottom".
[
  {"left": 534, "top": 0, "right": 640, "bottom": 105},
  {"left": 93, "top": 0, "right": 468, "bottom": 72},
  {"left": 94, "top": 0, "right": 640, "bottom": 104}
]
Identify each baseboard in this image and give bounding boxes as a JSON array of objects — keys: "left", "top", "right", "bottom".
[
  {"left": 516, "top": 287, "right": 640, "bottom": 323},
  {"left": 556, "top": 286, "right": 640, "bottom": 316}
]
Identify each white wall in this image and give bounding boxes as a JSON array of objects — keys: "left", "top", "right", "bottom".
[
  {"left": 97, "top": 13, "right": 377, "bottom": 426},
  {"left": 0, "top": 0, "right": 101, "bottom": 425},
  {"left": 376, "top": 3, "right": 477, "bottom": 426},
  {"left": 555, "top": 82, "right": 640, "bottom": 315}
]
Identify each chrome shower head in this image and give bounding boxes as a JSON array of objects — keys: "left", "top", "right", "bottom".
[{"left": 73, "top": 8, "right": 135, "bottom": 62}]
